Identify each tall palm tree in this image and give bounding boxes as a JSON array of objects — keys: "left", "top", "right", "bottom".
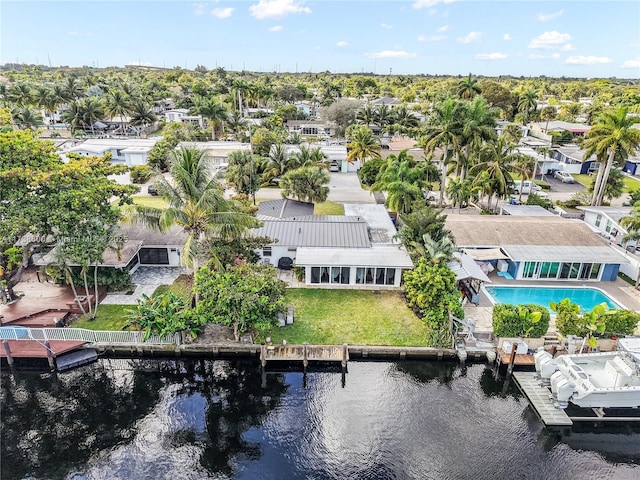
[
  {"left": 371, "top": 150, "right": 426, "bottom": 192},
  {"left": 12, "top": 106, "right": 44, "bottom": 130},
  {"left": 458, "top": 96, "right": 499, "bottom": 179},
  {"left": 445, "top": 178, "right": 477, "bottom": 212},
  {"left": 127, "top": 147, "right": 258, "bottom": 293},
  {"left": 105, "top": 89, "right": 132, "bottom": 135},
  {"left": 79, "top": 97, "right": 105, "bottom": 135},
  {"left": 8, "top": 83, "right": 33, "bottom": 107},
  {"left": 356, "top": 104, "right": 376, "bottom": 126},
  {"left": 375, "top": 104, "right": 393, "bottom": 131},
  {"left": 420, "top": 95, "right": 464, "bottom": 208},
  {"left": 226, "top": 150, "right": 260, "bottom": 204},
  {"left": 346, "top": 127, "right": 381, "bottom": 167},
  {"left": 226, "top": 110, "right": 247, "bottom": 134},
  {"left": 620, "top": 204, "right": 640, "bottom": 285},
  {"left": 514, "top": 154, "right": 537, "bottom": 203},
  {"left": 64, "top": 76, "right": 85, "bottom": 101},
  {"left": 583, "top": 107, "right": 640, "bottom": 206},
  {"left": 384, "top": 181, "right": 423, "bottom": 215},
  {"left": 391, "top": 105, "right": 419, "bottom": 131},
  {"left": 264, "top": 143, "right": 290, "bottom": 183},
  {"left": 539, "top": 106, "right": 556, "bottom": 132},
  {"left": 289, "top": 145, "right": 328, "bottom": 169},
  {"left": 457, "top": 73, "right": 481, "bottom": 100},
  {"left": 470, "top": 137, "right": 518, "bottom": 211},
  {"left": 517, "top": 88, "right": 538, "bottom": 122},
  {"left": 192, "top": 96, "right": 228, "bottom": 139},
  {"left": 129, "top": 98, "right": 158, "bottom": 133}
]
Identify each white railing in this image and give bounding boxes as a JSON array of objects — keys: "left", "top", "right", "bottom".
[{"left": 0, "top": 327, "right": 179, "bottom": 345}]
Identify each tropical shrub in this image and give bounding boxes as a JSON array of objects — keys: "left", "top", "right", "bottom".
[
  {"left": 526, "top": 193, "right": 553, "bottom": 210},
  {"left": 403, "top": 259, "right": 463, "bottom": 346},
  {"left": 600, "top": 310, "right": 639, "bottom": 337},
  {"left": 125, "top": 291, "right": 200, "bottom": 340},
  {"left": 492, "top": 304, "right": 550, "bottom": 338},
  {"left": 130, "top": 165, "right": 153, "bottom": 184},
  {"left": 550, "top": 298, "right": 582, "bottom": 336},
  {"left": 358, "top": 158, "right": 385, "bottom": 187},
  {"left": 69, "top": 266, "right": 132, "bottom": 291}
]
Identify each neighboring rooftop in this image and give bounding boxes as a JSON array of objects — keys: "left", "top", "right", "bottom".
[
  {"left": 257, "top": 198, "right": 315, "bottom": 219},
  {"left": 577, "top": 206, "right": 633, "bottom": 224},
  {"left": 344, "top": 204, "right": 398, "bottom": 244},
  {"left": 446, "top": 215, "right": 608, "bottom": 248},
  {"left": 498, "top": 204, "right": 556, "bottom": 217},
  {"left": 68, "top": 138, "right": 160, "bottom": 154},
  {"left": 502, "top": 245, "right": 628, "bottom": 264},
  {"left": 532, "top": 121, "right": 591, "bottom": 133},
  {"left": 295, "top": 245, "right": 413, "bottom": 268}
]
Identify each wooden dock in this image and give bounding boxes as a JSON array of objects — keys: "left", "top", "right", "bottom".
[
  {"left": 498, "top": 353, "right": 535, "bottom": 367},
  {"left": 260, "top": 343, "right": 348, "bottom": 369},
  {"left": 513, "top": 372, "right": 573, "bottom": 426}
]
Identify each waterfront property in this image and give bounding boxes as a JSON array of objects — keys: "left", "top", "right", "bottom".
[
  {"left": 446, "top": 215, "right": 628, "bottom": 282},
  {"left": 484, "top": 286, "right": 623, "bottom": 312}
]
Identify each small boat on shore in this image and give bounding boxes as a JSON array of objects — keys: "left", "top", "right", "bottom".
[{"left": 534, "top": 338, "right": 640, "bottom": 409}]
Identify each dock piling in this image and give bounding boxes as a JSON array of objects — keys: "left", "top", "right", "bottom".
[
  {"left": 506, "top": 342, "right": 517, "bottom": 376},
  {"left": 3, "top": 340, "right": 13, "bottom": 367},
  {"left": 44, "top": 340, "right": 55, "bottom": 371}
]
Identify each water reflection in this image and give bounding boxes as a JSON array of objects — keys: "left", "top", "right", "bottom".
[{"left": 1, "top": 360, "right": 638, "bottom": 480}]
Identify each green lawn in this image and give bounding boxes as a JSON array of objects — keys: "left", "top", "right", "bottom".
[
  {"left": 132, "top": 195, "right": 169, "bottom": 209},
  {"left": 574, "top": 173, "right": 640, "bottom": 194},
  {"left": 262, "top": 289, "right": 429, "bottom": 346},
  {"left": 71, "top": 305, "right": 131, "bottom": 331},
  {"left": 314, "top": 201, "right": 344, "bottom": 215},
  {"left": 153, "top": 274, "right": 193, "bottom": 302}
]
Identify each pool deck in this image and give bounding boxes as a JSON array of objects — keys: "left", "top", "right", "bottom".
[{"left": 463, "top": 275, "right": 640, "bottom": 335}]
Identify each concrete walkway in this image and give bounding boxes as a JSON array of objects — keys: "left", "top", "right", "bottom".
[{"left": 101, "top": 266, "right": 186, "bottom": 305}]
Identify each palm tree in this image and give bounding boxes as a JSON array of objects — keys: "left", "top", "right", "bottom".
[
  {"left": 79, "top": 97, "right": 105, "bottom": 135},
  {"left": 539, "top": 106, "right": 556, "bottom": 132},
  {"left": 620, "top": 204, "right": 640, "bottom": 285},
  {"left": 514, "top": 154, "right": 537, "bottom": 203},
  {"left": 129, "top": 98, "right": 158, "bottom": 133},
  {"left": 356, "top": 104, "right": 376, "bottom": 126},
  {"left": 420, "top": 95, "right": 464, "bottom": 208},
  {"left": 280, "top": 166, "right": 330, "bottom": 203},
  {"left": 12, "top": 106, "right": 43, "bottom": 130},
  {"left": 64, "top": 76, "right": 85, "bottom": 101},
  {"left": 445, "top": 178, "right": 477, "bottom": 212},
  {"left": 470, "top": 137, "right": 518, "bottom": 211},
  {"left": 375, "top": 104, "right": 393, "bottom": 131},
  {"left": 226, "top": 150, "right": 260, "bottom": 204},
  {"left": 458, "top": 96, "right": 499, "bottom": 179},
  {"left": 126, "top": 147, "right": 258, "bottom": 294},
  {"left": 371, "top": 150, "right": 427, "bottom": 191},
  {"left": 457, "top": 73, "right": 481, "bottom": 100},
  {"left": 8, "top": 83, "right": 33, "bottom": 107},
  {"left": 192, "top": 96, "right": 228, "bottom": 139},
  {"left": 226, "top": 110, "right": 247, "bottom": 135},
  {"left": 385, "top": 181, "right": 423, "bottom": 215},
  {"left": 502, "top": 124, "right": 523, "bottom": 145},
  {"left": 346, "top": 127, "right": 381, "bottom": 167},
  {"left": 289, "top": 145, "right": 327, "bottom": 169},
  {"left": 518, "top": 88, "right": 538, "bottom": 123},
  {"left": 583, "top": 107, "right": 640, "bottom": 206},
  {"left": 105, "top": 89, "right": 132, "bottom": 135},
  {"left": 421, "top": 233, "right": 457, "bottom": 264},
  {"left": 264, "top": 143, "right": 290, "bottom": 183},
  {"left": 391, "top": 105, "right": 419, "bottom": 131}
]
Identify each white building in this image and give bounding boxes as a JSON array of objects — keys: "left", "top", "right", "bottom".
[
  {"left": 164, "top": 109, "right": 204, "bottom": 128},
  {"left": 65, "top": 138, "right": 161, "bottom": 166}
]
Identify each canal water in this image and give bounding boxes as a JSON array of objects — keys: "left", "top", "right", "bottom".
[{"left": 1, "top": 359, "right": 639, "bottom": 480}]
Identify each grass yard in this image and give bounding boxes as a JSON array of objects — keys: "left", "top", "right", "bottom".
[
  {"left": 262, "top": 289, "right": 429, "bottom": 346},
  {"left": 314, "top": 201, "right": 344, "bottom": 215},
  {"left": 132, "top": 195, "right": 169, "bottom": 209},
  {"left": 573, "top": 173, "right": 640, "bottom": 194},
  {"left": 71, "top": 305, "right": 131, "bottom": 331},
  {"left": 153, "top": 274, "right": 193, "bottom": 302}
]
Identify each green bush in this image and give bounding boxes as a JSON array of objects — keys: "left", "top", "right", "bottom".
[
  {"left": 70, "top": 267, "right": 132, "bottom": 291},
  {"left": 492, "top": 304, "right": 550, "bottom": 338},
  {"left": 600, "top": 310, "right": 640, "bottom": 337},
  {"left": 550, "top": 298, "right": 582, "bottom": 336},
  {"left": 358, "top": 158, "right": 386, "bottom": 187},
  {"left": 526, "top": 193, "right": 553, "bottom": 210},
  {"left": 130, "top": 165, "right": 153, "bottom": 184}
]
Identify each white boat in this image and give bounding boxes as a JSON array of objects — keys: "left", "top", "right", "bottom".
[{"left": 534, "top": 338, "right": 640, "bottom": 409}]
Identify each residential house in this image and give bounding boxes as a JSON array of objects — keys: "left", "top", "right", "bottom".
[
  {"left": 553, "top": 145, "right": 597, "bottom": 175},
  {"left": 577, "top": 206, "right": 633, "bottom": 245},
  {"left": 257, "top": 198, "right": 314, "bottom": 219},
  {"left": 371, "top": 96, "right": 401, "bottom": 106},
  {"left": 164, "top": 109, "right": 204, "bottom": 128},
  {"left": 529, "top": 121, "right": 591, "bottom": 142},
  {"left": 446, "top": 215, "right": 628, "bottom": 282},
  {"left": 254, "top": 204, "right": 413, "bottom": 289},
  {"left": 179, "top": 141, "right": 251, "bottom": 170},
  {"left": 64, "top": 138, "right": 160, "bottom": 166},
  {"left": 285, "top": 120, "right": 335, "bottom": 137}
]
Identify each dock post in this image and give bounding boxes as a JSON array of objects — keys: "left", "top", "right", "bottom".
[
  {"left": 341, "top": 344, "right": 348, "bottom": 369},
  {"left": 3, "top": 340, "right": 13, "bottom": 367},
  {"left": 260, "top": 344, "right": 267, "bottom": 368},
  {"left": 44, "top": 340, "right": 55, "bottom": 371},
  {"left": 507, "top": 342, "right": 517, "bottom": 377},
  {"left": 302, "top": 342, "right": 308, "bottom": 372}
]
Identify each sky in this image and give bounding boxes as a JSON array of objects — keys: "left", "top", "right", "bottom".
[{"left": 2, "top": 0, "right": 639, "bottom": 78}]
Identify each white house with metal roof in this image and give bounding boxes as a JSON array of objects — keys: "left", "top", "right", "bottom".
[
  {"left": 577, "top": 206, "right": 632, "bottom": 245},
  {"left": 254, "top": 204, "right": 413, "bottom": 289},
  {"left": 65, "top": 138, "right": 160, "bottom": 166}
]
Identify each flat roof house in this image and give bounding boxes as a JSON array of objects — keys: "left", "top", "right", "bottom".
[
  {"left": 445, "top": 215, "right": 628, "bottom": 282},
  {"left": 65, "top": 138, "right": 161, "bottom": 166}
]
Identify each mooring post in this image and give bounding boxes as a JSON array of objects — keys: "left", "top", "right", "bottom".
[
  {"left": 3, "top": 340, "right": 13, "bottom": 367},
  {"left": 44, "top": 340, "right": 55, "bottom": 371},
  {"left": 507, "top": 342, "right": 517, "bottom": 377},
  {"left": 261, "top": 366, "right": 267, "bottom": 388},
  {"left": 260, "top": 344, "right": 267, "bottom": 368},
  {"left": 302, "top": 342, "right": 308, "bottom": 371},
  {"left": 341, "top": 344, "right": 348, "bottom": 369}
]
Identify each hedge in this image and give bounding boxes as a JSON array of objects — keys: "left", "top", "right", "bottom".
[{"left": 492, "top": 304, "right": 550, "bottom": 338}]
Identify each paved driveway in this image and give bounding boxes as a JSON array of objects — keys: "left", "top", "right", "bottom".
[{"left": 101, "top": 266, "right": 186, "bottom": 305}]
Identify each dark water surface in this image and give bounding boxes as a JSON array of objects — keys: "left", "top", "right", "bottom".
[{"left": 1, "top": 359, "right": 639, "bottom": 480}]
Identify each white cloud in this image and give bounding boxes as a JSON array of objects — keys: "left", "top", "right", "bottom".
[
  {"left": 622, "top": 57, "right": 640, "bottom": 68},
  {"left": 211, "top": 7, "right": 234, "bottom": 18},
  {"left": 249, "top": 0, "right": 311, "bottom": 20},
  {"left": 336, "top": 41, "right": 349, "bottom": 47},
  {"left": 565, "top": 55, "right": 612, "bottom": 65},
  {"left": 368, "top": 50, "right": 418, "bottom": 59},
  {"left": 193, "top": 3, "right": 207, "bottom": 16},
  {"left": 551, "top": 53, "right": 560, "bottom": 59},
  {"left": 412, "top": 0, "right": 455, "bottom": 9},
  {"left": 418, "top": 34, "right": 446, "bottom": 42},
  {"left": 475, "top": 52, "right": 507, "bottom": 60},
  {"left": 503, "top": 33, "right": 511, "bottom": 41},
  {"left": 380, "top": 23, "right": 392, "bottom": 29},
  {"left": 560, "top": 43, "right": 576, "bottom": 51},
  {"left": 269, "top": 25, "right": 283, "bottom": 31},
  {"left": 458, "top": 31, "right": 483, "bottom": 44},
  {"left": 528, "top": 30, "right": 571, "bottom": 49},
  {"left": 437, "top": 25, "right": 449, "bottom": 32},
  {"left": 537, "top": 9, "right": 564, "bottom": 22},
  {"left": 528, "top": 54, "right": 546, "bottom": 60}
]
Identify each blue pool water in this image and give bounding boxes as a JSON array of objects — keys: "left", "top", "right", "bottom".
[{"left": 484, "top": 286, "right": 621, "bottom": 312}]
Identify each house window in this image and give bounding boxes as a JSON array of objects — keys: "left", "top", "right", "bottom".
[
  {"left": 310, "top": 266, "right": 350, "bottom": 284},
  {"left": 605, "top": 220, "right": 613, "bottom": 233},
  {"left": 263, "top": 247, "right": 272, "bottom": 257},
  {"left": 539, "top": 262, "right": 560, "bottom": 279},
  {"left": 385, "top": 269, "right": 396, "bottom": 285},
  {"left": 595, "top": 214, "right": 602, "bottom": 228},
  {"left": 311, "top": 267, "right": 320, "bottom": 283},
  {"left": 590, "top": 263, "right": 602, "bottom": 280},
  {"left": 138, "top": 248, "right": 169, "bottom": 265},
  {"left": 522, "top": 262, "right": 537, "bottom": 279}
]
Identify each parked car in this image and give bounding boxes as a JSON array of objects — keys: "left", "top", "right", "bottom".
[
  {"left": 329, "top": 162, "right": 340, "bottom": 172},
  {"left": 554, "top": 171, "right": 575, "bottom": 183},
  {"left": 422, "top": 189, "right": 438, "bottom": 202},
  {"left": 147, "top": 184, "right": 159, "bottom": 196},
  {"left": 512, "top": 180, "right": 542, "bottom": 195}
]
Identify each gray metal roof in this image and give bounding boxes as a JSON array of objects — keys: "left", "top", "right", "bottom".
[
  {"left": 576, "top": 206, "right": 632, "bottom": 224},
  {"left": 257, "top": 198, "right": 314, "bottom": 219},
  {"left": 499, "top": 205, "right": 556, "bottom": 216},
  {"left": 344, "top": 204, "right": 398, "bottom": 244},
  {"left": 448, "top": 252, "right": 491, "bottom": 283},
  {"left": 502, "top": 245, "right": 628, "bottom": 264},
  {"left": 254, "top": 218, "right": 370, "bottom": 248},
  {"left": 295, "top": 246, "right": 413, "bottom": 268}
]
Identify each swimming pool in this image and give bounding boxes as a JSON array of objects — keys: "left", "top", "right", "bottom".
[{"left": 484, "top": 286, "right": 623, "bottom": 312}]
